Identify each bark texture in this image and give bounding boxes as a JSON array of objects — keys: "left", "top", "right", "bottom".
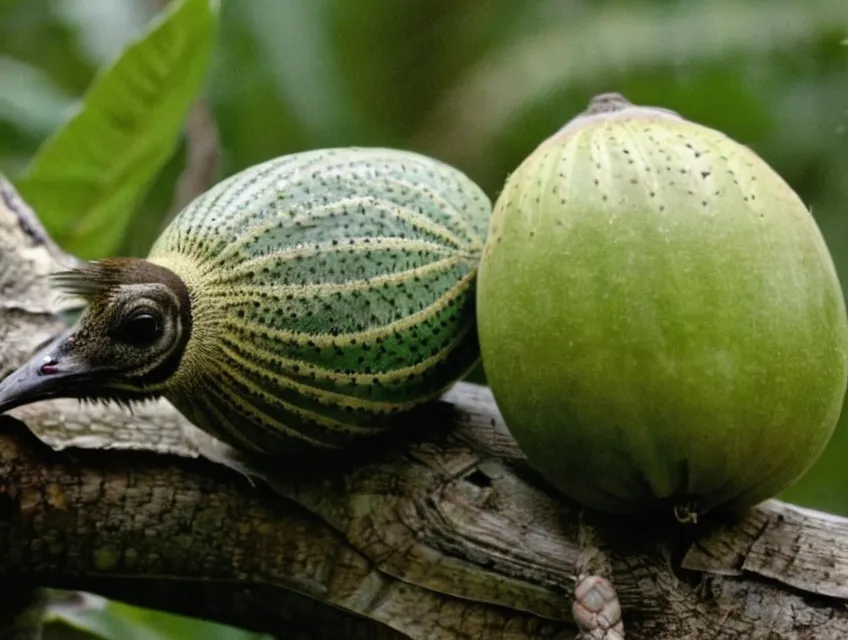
[{"left": 1, "top": 177, "right": 847, "bottom": 639}]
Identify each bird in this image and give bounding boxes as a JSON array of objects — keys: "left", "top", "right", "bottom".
[{"left": 0, "top": 147, "right": 491, "bottom": 456}]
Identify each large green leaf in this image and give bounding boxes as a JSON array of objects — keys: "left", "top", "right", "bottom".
[
  {"left": 14, "top": 0, "right": 219, "bottom": 259},
  {"left": 43, "top": 593, "right": 270, "bottom": 640}
]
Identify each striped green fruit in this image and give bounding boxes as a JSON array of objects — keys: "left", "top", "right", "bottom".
[{"left": 0, "top": 147, "right": 491, "bottom": 456}]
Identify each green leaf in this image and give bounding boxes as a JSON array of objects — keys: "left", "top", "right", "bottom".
[
  {"left": 14, "top": 0, "right": 219, "bottom": 259},
  {"left": 44, "top": 593, "right": 271, "bottom": 640}
]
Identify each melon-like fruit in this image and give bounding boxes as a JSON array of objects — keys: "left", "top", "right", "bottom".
[{"left": 476, "top": 93, "right": 848, "bottom": 518}]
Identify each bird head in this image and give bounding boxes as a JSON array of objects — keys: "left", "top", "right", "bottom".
[{"left": 0, "top": 258, "right": 192, "bottom": 412}]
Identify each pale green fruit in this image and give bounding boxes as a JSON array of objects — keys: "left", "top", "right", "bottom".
[{"left": 477, "top": 93, "right": 848, "bottom": 518}]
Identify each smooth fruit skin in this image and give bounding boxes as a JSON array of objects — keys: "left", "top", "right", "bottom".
[{"left": 476, "top": 94, "right": 848, "bottom": 516}]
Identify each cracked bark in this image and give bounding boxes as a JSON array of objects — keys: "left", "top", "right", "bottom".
[{"left": 1, "top": 176, "right": 847, "bottom": 639}]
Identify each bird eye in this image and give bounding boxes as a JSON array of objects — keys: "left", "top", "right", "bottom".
[{"left": 118, "top": 311, "right": 163, "bottom": 346}]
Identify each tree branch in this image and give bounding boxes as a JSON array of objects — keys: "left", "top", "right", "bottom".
[{"left": 1, "top": 176, "right": 848, "bottom": 639}]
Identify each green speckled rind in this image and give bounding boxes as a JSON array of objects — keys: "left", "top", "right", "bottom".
[
  {"left": 149, "top": 147, "right": 491, "bottom": 454},
  {"left": 477, "top": 102, "right": 848, "bottom": 516}
]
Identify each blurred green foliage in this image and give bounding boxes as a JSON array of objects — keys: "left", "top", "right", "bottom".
[{"left": 1, "top": 0, "right": 847, "bottom": 637}]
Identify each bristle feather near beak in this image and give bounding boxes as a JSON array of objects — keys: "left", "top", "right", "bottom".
[{"left": 49, "top": 261, "right": 128, "bottom": 301}]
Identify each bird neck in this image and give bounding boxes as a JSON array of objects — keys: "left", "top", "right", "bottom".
[{"left": 146, "top": 254, "right": 223, "bottom": 393}]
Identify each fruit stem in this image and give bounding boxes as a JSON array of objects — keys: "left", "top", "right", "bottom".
[{"left": 540, "top": 91, "right": 684, "bottom": 149}]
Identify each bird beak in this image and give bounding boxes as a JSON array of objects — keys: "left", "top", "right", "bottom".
[{"left": 0, "top": 328, "right": 97, "bottom": 413}]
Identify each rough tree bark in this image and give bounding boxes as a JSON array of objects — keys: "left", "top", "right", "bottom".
[{"left": 1, "top": 177, "right": 848, "bottom": 640}]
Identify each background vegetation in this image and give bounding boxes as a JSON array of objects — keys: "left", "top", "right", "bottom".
[{"left": 1, "top": 0, "right": 846, "bottom": 637}]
